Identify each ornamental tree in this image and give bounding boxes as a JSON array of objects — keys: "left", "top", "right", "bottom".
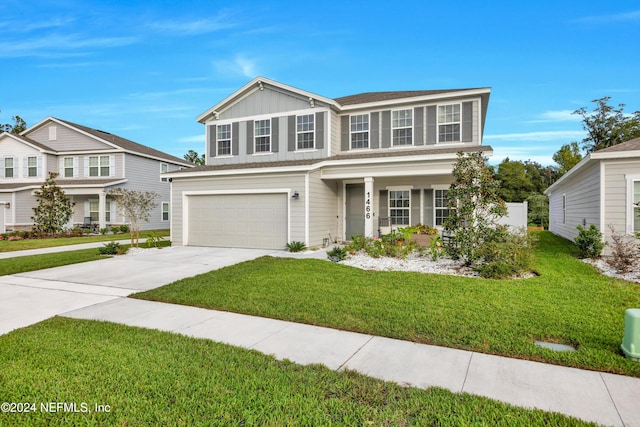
[
  {"left": 31, "top": 172, "right": 75, "bottom": 234},
  {"left": 107, "top": 188, "right": 158, "bottom": 247},
  {"left": 444, "top": 152, "right": 507, "bottom": 264}
]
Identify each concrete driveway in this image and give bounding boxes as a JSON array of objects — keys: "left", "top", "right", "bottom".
[{"left": 0, "top": 246, "right": 273, "bottom": 335}]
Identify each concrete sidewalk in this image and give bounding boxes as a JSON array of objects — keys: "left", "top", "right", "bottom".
[{"left": 63, "top": 297, "right": 640, "bottom": 427}]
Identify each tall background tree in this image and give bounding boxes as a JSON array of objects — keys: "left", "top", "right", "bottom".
[
  {"left": 184, "top": 150, "right": 205, "bottom": 166},
  {"left": 0, "top": 111, "right": 27, "bottom": 134},
  {"left": 574, "top": 96, "right": 640, "bottom": 153},
  {"left": 552, "top": 142, "right": 583, "bottom": 176},
  {"left": 31, "top": 172, "right": 75, "bottom": 234}
]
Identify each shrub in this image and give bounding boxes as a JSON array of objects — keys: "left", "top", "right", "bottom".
[
  {"left": 427, "top": 235, "right": 445, "bottom": 261},
  {"left": 327, "top": 246, "right": 347, "bottom": 262},
  {"left": 347, "top": 234, "right": 368, "bottom": 251},
  {"left": 285, "top": 241, "right": 307, "bottom": 252},
  {"left": 574, "top": 224, "right": 605, "bottom": 259},
  {"left": 475, "top": 229, "right": 537, "bottom": 279},
  {"left": 99, "top": 241, "right": 122, "bottom": 255},
  {"left": 99, "top": 228, "right": 109, "bottom": 235},
  {"left": 119, "top": 224, "right": 130, "bottom": 233},
  {"left": 606, "top": 225, "right": 640, "bottom": 273},
  {"left": 146, "top": 230, "right": 166, "bottom": 248}
]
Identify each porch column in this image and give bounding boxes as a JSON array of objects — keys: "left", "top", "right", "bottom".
[
  {"left": 98, "top": 191, "right": 106, "bottom": 230},
  {"left": 364, "top": 177, "right": 374, "bottom": 237}
]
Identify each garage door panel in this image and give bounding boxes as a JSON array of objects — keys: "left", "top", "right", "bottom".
[{"left": 187, "top": 193, "right": 287, "bottom": 249}]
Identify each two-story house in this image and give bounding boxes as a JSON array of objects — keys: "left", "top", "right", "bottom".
[
  {"left": 165, "top": 77, "right": 492, "bottom": 250},
  {"left": 0, "top": 117, "right": 193, "bottom": 233}
]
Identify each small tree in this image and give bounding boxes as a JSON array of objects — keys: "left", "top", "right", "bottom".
[
  {"left": 444, "top": 152, "right": 508, "bottom": 264},
  {"left": 31, "top": 172, "right": 75, "bottom": 234},
  {"left": 107, "top": 188, "right": 158, "bottom": 247},
  {"left": 527, "top": 193, "right": 549, "bottom": 228},
  {"left": 184, "top": 149, "right": 205, "bottom": 165}
]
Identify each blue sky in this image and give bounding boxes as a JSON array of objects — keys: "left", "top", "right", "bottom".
[{"left": 1, "top": 0, "right": 639, "bottom": 165}]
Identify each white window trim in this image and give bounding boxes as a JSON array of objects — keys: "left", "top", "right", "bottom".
[
  {"left": 434, "top": 187, "right": 451, "bottom": 227},
  {"left": 388, "top": 187, "right": 412, "bottom": 226},
  {"left": 160, "top": 163, "right": 169, "bottom": 182},
  {"left": 349, "top": 113, "right": 370, "bottom": 150},
  {"left": 437, "top": 103, "right": 462, "bottom": 144},
  {"left": 296, "top": 114, "right": 315, "bottom": 151},
  {"left": 88, "top": 155, "right": 112, "bottom": 177},
  {"left": 161, "top": 202, "right": 169, "bottom": 222},
  {"left": 4, "top": 157, "right": 15, "bottom": 178},
  {"left": 88, "top": 199, "right": 112, "bottom": 223},
  {"left": 62, "top": 156, "right": 77, "bottom": 178},
  {"left": 391, "top": 108, "right": 413, "bottom": 147},
  {"left": 217, "top": 123, "right": 232, "bottom": 156},
  {"left": 626, "top": 174, "right": 640, "bottom": 234},
  {"left": 254, "top": 119, "right": 271, "bottom": 153}
]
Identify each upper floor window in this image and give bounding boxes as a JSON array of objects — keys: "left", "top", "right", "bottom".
[
  {"left": 438, "top": 104, "right": 461, "bottom": 142},
  {"left": 254, "top": 119, "right": 271, "bottom": 153},
  {"left": 89, "top": 155, "right": 110, "bottom": 177},
  {"left": 27, "top": 156, "right": 38, "bottom": 177},
  {"left": 217, "top": 124, "right": 232, "bottom": 156},
  {"left": 297, "top": 114, "right": 315, "bottom": 150},
  {"left": 160, "top": 163, "right": 169, "bottom": 182},
  {"left": 63, "top": 157, "right": 74, "bottom": 178},
  {"left": 350, "top": 114, "right": 369, "bottom": 149},
  {"left": 389, "top": 190, "right": 410, "bottom": 226},
  {"left": 392, "top": 109, "right": 413, "bottom": 146},
  {"left": 4, "top": 157, "right": 14, "bottom": 178},
  {"left": 435, "top": 189, "right": 451, "bottom": 226}
]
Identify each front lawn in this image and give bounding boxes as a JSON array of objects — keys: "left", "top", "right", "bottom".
[
  {"left": 0, "top": 318, "right": 592, "bottom": 426},
  {"left": 0, "top": 229, "right": 170, "bottom": 252},
  {"left": 135, "top": 231, "right": 640, "bottom": 377}
]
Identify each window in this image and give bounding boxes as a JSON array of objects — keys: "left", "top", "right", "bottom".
[
  {"left": 89, "top": 200, "right": 111, "bottom": 222},
  {"left": 435, "top": 189, "right": 450, "bottom": 226},
  {"left": 392, "top": 109, "right": 412, "bottom": 146},
  {"left": 89, "top": 156, "right": 110, "bottom": 177},
  {"left": 254, "top": 119, "right": 271, "bottom": 153},
  {"left": 160, "top": 163, "right": 169, "bottom": 182},
  {"left": 4, "top": 157, "right": 13, "bottom": 178},
  {"left": 297, "top": 114, "right": 314, "bottom": 150},
  {"left": 562, "top": 194, "right": 566, "bottom": 224},
  {"left": 27, "top": 156, "right": 37, "bottom": 177},
  {"left": 63, "top": 157, "right": 74, "bottom": 178},
  {"left": 162, "top": 202, "right": 169, "bottom": 221},
  {"left": 438, "top": 104, "right": 461, "bottom": 142},
  {"left": 389, "top": 190, "right": 410, "bottom": 225},
  {"left": 350, "top": 114, "right": 369, "bottom": 149},
  {"left": 217, "top": 124, "right": 232, "bottom": 156}
]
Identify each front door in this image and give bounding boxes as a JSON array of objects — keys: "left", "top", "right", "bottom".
[{"left": 345, "top": 183, "right": 364, "bottom": 240}]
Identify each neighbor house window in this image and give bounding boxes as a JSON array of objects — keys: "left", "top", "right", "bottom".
[
  {"left": 435, "top": 189, "right": 450, "bottom": 226},
  {"left": 254, "top": 119, "right": 271, "bottom": 153},
  {"left": 160, "top": 163, "right": 169, "bottom": 182},
  {"left": 350, "top": 114, "right": 369, "bottom": 149},
  {"left": 162, "top": 202, "right": 169, "bottom": 221},
  {"left": 4, "top": 157, "right": 14, "bottom": 178},
  {"left": 297, "top": 114, "right": 315, "bottom": 150},
  {"left": 438, "top": 104, "right": 461, "bottom": 142},
  {"left": 89, "top": 156, "right": 110, "bottom": 177},
  {"left": 63, "top": 157, "right": 74, "bottom": 178},
  {"left": 27, "top": 156, "right": 38, "bottom": 177},
  {"left": 217, "top": 124, "right": 232, "bottom": 156},
  {"left": 389, "top": 190, "right": 410, "bottom": 226},
  {"left": 392, "top": 109, "right": 412, "bottom": 146},
  {"left": 562, "top": 194, "right": 566, "bottom": 224},
  {"left": 633, "top": 181, "right": 640, "bottom": 233},
  {"left": 89, "top": 200, "right": 111, "bottom": 222}
]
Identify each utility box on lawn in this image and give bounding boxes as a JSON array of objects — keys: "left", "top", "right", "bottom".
[{"left": 621, "top": 308, "right": 640, "bottom": 362}]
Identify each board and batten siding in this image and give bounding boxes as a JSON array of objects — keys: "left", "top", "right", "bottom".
[
  {"left": 548, "top": 161, "right": 601, "bottom": 241},
  {"left": 28, "top": 123, "right": 112, "bottom": 151},
  {"left": 602, "top": 159, "right": 640, "bottom": 239},
  {"left": 171, "top": 173, "right": 307, "bottom": 246},
  {"left": 307, "top": 170, "right": 339, "bottom": 246}
]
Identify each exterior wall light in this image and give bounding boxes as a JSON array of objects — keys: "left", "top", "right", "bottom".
[{"left": 291, "top": 192, "right": 300, "bottom": 200}]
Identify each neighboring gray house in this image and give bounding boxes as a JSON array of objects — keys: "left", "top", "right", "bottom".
[
  {"left": 165, "top": 77, "right": 492, "bottom": 249},
  {"left": 0, "top": 117, "right": 192, "bottom": 233},
  {"left": 545, "top": 137, "right": 640, "bottom": 243}
]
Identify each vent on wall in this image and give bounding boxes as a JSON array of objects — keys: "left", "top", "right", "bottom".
[{"left": 49, "top": 126, "right": 57, "bottom": 141}]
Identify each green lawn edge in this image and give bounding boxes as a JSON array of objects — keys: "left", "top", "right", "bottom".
[
  {"left": 0, "top": 317, "right": 595, "bottom": 426},
  {"left": 134, "top": 231, "right": 640, "bottom": 377}
]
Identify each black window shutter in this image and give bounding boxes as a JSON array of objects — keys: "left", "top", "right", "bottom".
[
  {"left": 209, "top": 124, "right": 217, "bottom": 157},
  {"left": 272, "top": 118, "right": 279, "bottom": 152},
  {"left": 370, "top": 112, "right": 379, "bottom": 149},
  {"left": 315, "top": 112, "right": 324, "bottom": 149},
  {"left": 232, "top": 122, "right": 239, "bottom": 155},
  {"left": 414, "top": 107, "right": 424, "bottom": 146},
  {"left": 462, "top": 101, "right": 473, "bottom": 142},
  {"left": 341, "top": 116, "right": 349, "bottom": 151},
  {"left": 381, "top": 111, "right": 391, "bottom": 148},
  {"left": 288, "top": 115, "right": 296, "bottom": 151},
  {"left": 426, "top": 106, "right": 437, "bottom": 145},
  {"left": 246, "top": 121, "right": 254, "bottom": 154}
]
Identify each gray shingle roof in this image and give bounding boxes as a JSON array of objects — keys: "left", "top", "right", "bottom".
[
  {"left": 333, "top": 89, "right": 482, "bottom": 106},
  {"left": 595, "top": 137, "right": 640, "bottom": 153},
  {"left": 54, "top": 118, "right": 191, "bottom": 165}
]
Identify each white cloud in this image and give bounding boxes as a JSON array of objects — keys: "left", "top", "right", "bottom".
[
  {"left": 148, "top": 11, "right": 236, "bottom": 36},
  {"left": 574, "top": 10, "right": 640, "bottom": 24},
  {"left": 526, "top": 110, "right": 581, "bottom": 123},
  {"left": 0, "top": 33, "right": 137, "bottom": 58},
  {"left": 178, "top": 135, "right": 206, "bottom": 144},
  {"left": 484, "top": 130, "right": 585, "bottom": 142},
  {"left": 214, "top": 54, "right": 258, "bottom": 79}
]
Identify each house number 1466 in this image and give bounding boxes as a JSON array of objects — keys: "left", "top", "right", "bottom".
[{"left": 365, "top": 192, "right": 371, "bottom": 219}]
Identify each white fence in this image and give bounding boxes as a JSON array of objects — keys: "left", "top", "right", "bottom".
[{"left": 497, "top": 201, "right": 528, "bottom": 230}]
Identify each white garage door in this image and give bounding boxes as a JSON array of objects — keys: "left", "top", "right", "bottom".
[{"left": 187, "top": 193, "right": 288, "bottom": 249}]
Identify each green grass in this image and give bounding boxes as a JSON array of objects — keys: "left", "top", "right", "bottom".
[
  {"left": 0, "top": 240, "right": 171, "bottom": 276},
  {"left": 0, "top": 318, "right": 593, "bottom": 426},
  {"left": 135, "top": 231, "right": 640, "bottom": 377},
  {"left": 0, "top": 229, "right": 170, "bottom": 252}
]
